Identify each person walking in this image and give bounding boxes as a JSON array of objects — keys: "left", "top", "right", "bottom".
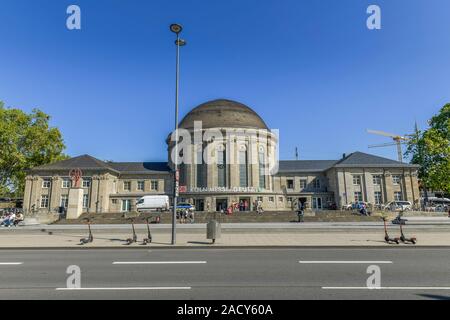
[{"left": 297, "top": 201, "right": 304, "bottom": 223}]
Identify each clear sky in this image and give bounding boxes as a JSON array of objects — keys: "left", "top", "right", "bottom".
[{"left": 0, "top": 0, "right": 449, "bottom": 162}]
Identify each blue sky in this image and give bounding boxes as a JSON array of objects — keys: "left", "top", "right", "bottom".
[{"left": 0, "top": 0, "right": 449, "bottom": 162}]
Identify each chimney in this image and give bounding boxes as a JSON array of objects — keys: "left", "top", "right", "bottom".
[{"left": 342, "top": 153, "right": 346, "bottom": 159}]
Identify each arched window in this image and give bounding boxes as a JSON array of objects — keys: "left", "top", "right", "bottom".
[
  {"left": 258, "top": 146, "right": 266, "bottom": 189},
  {"left": 217, "top": 144, "right": 227, "bottom": 188},
  {"left": 239, "top": 145, "right": 248, "bottom": 187}
]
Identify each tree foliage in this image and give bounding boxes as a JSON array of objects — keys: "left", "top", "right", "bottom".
[
  {"left": 0, "top": 101, "right": 67, "bottom": 197},
  {"left": 406, "top": 104, "right": 450, "bottom": 194}
]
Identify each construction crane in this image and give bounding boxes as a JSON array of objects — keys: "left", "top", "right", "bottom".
[{"left": 367, "top": 129, "right": 412, "bottom": 163}]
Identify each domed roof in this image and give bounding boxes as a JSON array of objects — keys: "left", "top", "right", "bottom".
[{"left": 179, "top": 99, "right": 268, "bottom": 130}]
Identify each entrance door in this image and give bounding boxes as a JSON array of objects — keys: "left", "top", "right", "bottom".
[
  {"left": 194, "top": 199, "right": 205, "bottom": 212},
  {"left": 239, "top": 198, "right": 250, "bottom": 211},
  {"left": 216, "top": 199, "right": 228, "bottom": 212}
]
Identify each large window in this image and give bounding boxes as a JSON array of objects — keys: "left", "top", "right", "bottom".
[
  {"left": 299, "top": 179, "right": 307, "bottom": 189},
  {"left": 196, "top": 147, "right": 207, "bottom": 188},
  {"left": 60, "top": 195, "right": 69, "bottom": 208},
  {"left": 392, "top": 175, "right": 401, "bottom": 185},
  {"left": 287, "top": 179, "right": 294, "bottom": 190},
  {"left": 217, "top": 145, "right": 227, "bottom": 188},
  {"left": 372, "top": 175, "right": 382, "bottom": 185},
  {"left": 62, "top": 179, "right": 71, "bottom": 189},
  {"left": 151, "top": 180, "right": 159, "bottom": 191},
  {"left": 239, "top": 148, "right": 248, "bottom": 188},
  {"left": 258, "top": 147, "right": 266, "bottom": 189},
  {"left": 121, "top": 199, "right": 131, "bottom": 212},
  {"left": 82, "top": 179, "right": 91, "bottom": 188},
  {"left": 353, "top": 175, "right": 361, "bottom": 185},
  {"left": 394, "top": 191, "right": 403, "bottom": 201},
  {"left": 42, "top": 179, "right": 51, "bottom": 189},
  {"left": 40, "top": 195, "right": 49, "bottom": 208},
  {"left": 374, "top": 191, "right": 382, "bottom": 205},
  {"left": 354, "top": 192, "right": 363, "bottom": 202}
]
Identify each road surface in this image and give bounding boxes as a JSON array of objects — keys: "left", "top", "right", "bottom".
[{"left": 0, "top": 248, "right": 448, "bottom": 300}]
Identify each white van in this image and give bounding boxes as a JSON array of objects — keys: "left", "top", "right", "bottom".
[{"left": 136, "top": 195, "right": 170, "bottom": 212}]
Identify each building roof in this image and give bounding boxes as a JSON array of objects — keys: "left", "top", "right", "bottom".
[
  {"left": 179, "top": 99, "right": 269, "bottom": 130},
  {"left": 334, "top": 152, "right": 420, "bottom": 168},
  {"left": 30, "top": 155, "right": 171, "bottom": 175},
  {"left": 278, "top": 160, "right": 338, "bottom": 173}
]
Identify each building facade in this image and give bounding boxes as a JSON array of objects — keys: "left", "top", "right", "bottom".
[{"left": 23, "top": 99, "right": 420, "bottom": 216}]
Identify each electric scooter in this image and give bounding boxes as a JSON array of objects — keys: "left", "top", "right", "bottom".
[
  {"left": 382, "top": 217, "right": 399, "bottom": 244},
  {"left": 126, "top": 218, "right": 137, "bottom": 245},
  {"left": 80, "top": 218, "right": 94, "bottom": 244},
  {"left": 142, "top": 217, "right": 152, "bottom": 245},
  {"left": 399, "top": 223, "right": 417, "bottom": 244}
]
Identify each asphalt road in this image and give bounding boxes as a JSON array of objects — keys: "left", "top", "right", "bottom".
[{"left": 0, "top": 248, "right": 449, "bottom": 300}]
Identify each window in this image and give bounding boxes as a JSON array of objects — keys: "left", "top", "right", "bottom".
[
  {"left": 196, "top": 147, "right": 207, "bottom": 188},
  {"left": 394, "top": 192, "right": 403, "bottom": 201},
  {"left": 392, "top": 175, "right": 401, "bottom": 185},
  {"left": 374, "top": 192, "right": 382, "bottom": 205},
  {"left": 60, "top": 195, "right": 69, "bottom": 208},
  {"left": 258, "top": 147, "right": 266, "bottom": 189},
  {"left": 354, "top": 192, "right": 363, "bottom": 202},
  {"left": 121, "top": 199, "right": 131, "bottom": 212},
  {"left": 62, "top": 179, "right": 71, "bottom": 189},
  {"left": 217, "top": 145, "right": 227, "bottom": 188},
  {"left": 268, "top": 197, "right": 274, "bottom": 202},
  {"left": 42, "top": 179, "right": 51, "bottom": 189},
  {"left": 82, "top": 179, "right": 91, "bottom": 188},
  {"left": 278, "top": 197, "right": 284, "bottom": 202},
  {"left": 257, "top": 196, "right": 263, "bottom": 202},
  {"left": 299, "top": 180, "right": 307, "bottom": 189},
  {"left": 372, "top": 175, "right": 382, "bottom": 185},
  {"left": 287, "top": 179, "right": 294, "bottom": 189},
  {"left": 137, "top": 181, "right": 145, "bottom": 191},
  {"left": 239, "top": 148, "right": 248, "bottom": 187},
  {"left": 287, "top": 197, "right": 293, "bottom": 203},
  {"left": 123, "top": 181, "right": 131, "bottom": 191},
  {"left": 83, "top": 194, "right": 89, "bottom": 208},
  {"left": 353, "top": 175, "right": 361, "bottom": 185},
  {"left": 151, "top": 180, "right": 159, "bottom": 191},
  {"left": 112, "top": 199, "right": 118, "bottom": 205},
  {"left": 312, "top": 197, "right": 322, "bottom": 209},
  {"left": 313, "top": 178, "right": 321, "bottom": 189},
  {"left": 40, "top": 195, "right": 49, "bottom": 208}
]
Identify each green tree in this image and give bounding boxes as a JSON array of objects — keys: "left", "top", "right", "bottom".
[
  {"left": 406, "top": 104, "right": 450, "bottom": 194},
  {"left": 0, "top": 101, "right": 67, "bottom": 197}
]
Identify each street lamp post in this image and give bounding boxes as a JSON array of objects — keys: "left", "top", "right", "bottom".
[{"left": 170, "top": 23, "right": 186, "bottom": 245}]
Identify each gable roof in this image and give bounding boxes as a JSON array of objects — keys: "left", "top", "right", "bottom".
[
  {"left": 334, "top": 152, "right": 419, "bottom": 168},
  {"left": 30, "top": 155, "right": 171, "bottom": 175}
]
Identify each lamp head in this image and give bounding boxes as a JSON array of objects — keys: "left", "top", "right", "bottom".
[{"left": 170, "top": 23, "right": 183, "bottom": 34}]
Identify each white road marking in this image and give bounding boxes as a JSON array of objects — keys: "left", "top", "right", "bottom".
[
  {"left": 0, "top": 262, "right": 23, "bottom": 265},
  {"left": 299, "top": 261, "right": 392, "bottom": 264},
  {"left": 113, "top": 261, "right": 207, "bottom": 265},
  {"left": 323, "top": 287, "right": 450, "bottom": 290},
  {"left": 56, "top": 287, "right": 191, "bottom": 291}
]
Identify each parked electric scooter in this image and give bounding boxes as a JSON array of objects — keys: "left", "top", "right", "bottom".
[
  {"left": 80, "top": 218, "right": 93, "bottom": 245},
  {"left": 126, "top": 218, "right": 137, "bottom": 245},
  {"left": 399, "top": 223, "right": 417, "bottom": 244},
  {"left": 142, "top": 217, "right": 152, "bottom": 245},
  {"left": 382, "top": 217, "right": 399, "bottom": 244}
]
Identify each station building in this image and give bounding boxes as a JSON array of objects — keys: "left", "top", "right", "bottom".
[{"left": 23, "top": 99, "right": 420, "bottom": 216}]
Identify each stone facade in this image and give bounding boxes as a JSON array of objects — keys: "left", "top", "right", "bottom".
[{"left": 23, "top": 99, "right": 420, "bottom": 216}]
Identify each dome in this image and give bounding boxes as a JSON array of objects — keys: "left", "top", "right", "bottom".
[{"left": 179, "top": 99, "right": 269, "bottom": 130}]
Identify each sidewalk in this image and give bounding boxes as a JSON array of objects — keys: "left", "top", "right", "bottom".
[{"left": 0, "top": 222, "right": 449, "bottom": 248}]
